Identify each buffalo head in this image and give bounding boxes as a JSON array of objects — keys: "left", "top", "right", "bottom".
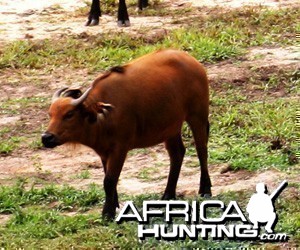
[{"left": 42, "top": 87, "right": 112, "bottom": 148}]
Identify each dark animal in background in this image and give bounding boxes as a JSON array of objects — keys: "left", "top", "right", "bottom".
[
  {"left": 86, "top": 0, "right": 149, "bottom": 27},
  {"left": 42, "top": 49, "right": 212, "bottom": 219}
]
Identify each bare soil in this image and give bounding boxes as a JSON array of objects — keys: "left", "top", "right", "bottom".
[{"left": 0, "top": 0, "right": 299, "bottom": 199}]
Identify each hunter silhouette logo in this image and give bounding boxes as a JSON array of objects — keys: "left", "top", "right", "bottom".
[{"left": 247, "top": 180, "right": 288, "bottom": 234}]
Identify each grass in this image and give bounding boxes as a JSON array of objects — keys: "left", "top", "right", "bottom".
[
  {"left": 0, "top": 180, "right": 105, "bottom": 214},
  {"left": 249, "top": 67, "right": 300, "bottom": 95},
  {"left": 0, "top": 96, "right": 48, "bottom": 115},
  {"left": 207, "top": 98, "right": 298, "bottom": 170},
  {"left": 137, "top": 164, "right": 167, "bottom": 181},
  {"left": 0, "top": 96, "right": 48, "bottom": 154},
  {"left": 75, "top": 170, "right": 91, "bottom": 179},
  {"left": 0, "top": 136, "right": 23, "bottom": 155}
]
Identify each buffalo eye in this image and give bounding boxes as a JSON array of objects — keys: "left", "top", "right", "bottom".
[{"left": 63, "top": 110, "right": 75, "bottom": 120}]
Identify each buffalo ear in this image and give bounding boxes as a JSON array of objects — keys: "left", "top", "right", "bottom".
[
  {"left": 85, "top": 102, "right": 114, "bottom": 123},
  {"left": 63, "top": 89, "right": 82, "bottom": 99},
  {"left": 94, "top": 102, "right": 114, "bottom": 116}
]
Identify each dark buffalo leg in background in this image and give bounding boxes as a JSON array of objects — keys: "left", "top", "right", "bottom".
[
  {"left": 117, "top": 0, "right": 149, "bottom": 26},
  {"left": 117, "top": 0, "right": 130, "bottom": 27},
  {"left": 118, "top": 0, "right": 149, "bottom": 26},
  {"left": 86, "top": 0, "right": 101, "bottom": 26},
  {"left": 138, "top": 0, "right": 149, "bottom": 10},
  {"left": 86, "top": 0, "right": 150, "bottom": 27}
]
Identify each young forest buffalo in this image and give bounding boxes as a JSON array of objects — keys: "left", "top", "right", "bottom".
[
  {"left": 42, "top": 49, "right": 212, "bottom": 219},
  {"left": 86, "top": 0, "right": 149, "bottom": 27}
]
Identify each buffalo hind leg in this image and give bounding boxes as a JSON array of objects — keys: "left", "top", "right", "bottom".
[
  {"left": 102, "top": 148, "right": 127, "bottom": 220},
  {"left": 187, "top": 118, "right": 212, "bottom": 196},
  {"left": 162, "top": 134, "right": 186, "bottom": 200}
]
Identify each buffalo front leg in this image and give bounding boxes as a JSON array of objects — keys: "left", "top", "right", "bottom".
[
  {"left": 188, "top": 118, "right": 212, "bottom": 196},
  {"left": 102, "top": 156, "right": 120, "bottom": 207},
  {"left": 162, "top": 134, "right": 186, "bottom": 200},
  {"left": 102, "top": 148, "right": 127, "bottom": 220}
]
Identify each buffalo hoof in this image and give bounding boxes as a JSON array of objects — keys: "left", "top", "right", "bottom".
[
  {"left": 201, "top": 193, "right": 212, "bottom": 198},
  {"left": 102, "top": 202, "right": 117, "bottom": 220},
  {"left": 162, "top": 193, "right": 176, "bottom": 200},
  {"left": 199, "top": 188, "right": 212, "bottom": 198},
  {"left": 85, "top": 18, "right": 99, "bottom": 26},
  {"left": 102, "top": 210, "right": 116, "bottom": 221},
  {"left": 117, "top": 20, "right": 131, "bottom": 27}
]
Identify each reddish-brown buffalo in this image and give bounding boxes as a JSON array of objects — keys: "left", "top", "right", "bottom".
[{"left": 42, "top": 49, "right": 211, "bottom": 219}]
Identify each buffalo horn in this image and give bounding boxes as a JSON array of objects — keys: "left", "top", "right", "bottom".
[
  {"left": 70, "top": 87, "right": 92, "bottom": 106},
  {"left": 52, "top": 87, "right": 69, "bottom": 103}
]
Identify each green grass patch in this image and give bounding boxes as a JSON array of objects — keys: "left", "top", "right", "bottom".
[
  {"left": 183, "top": 91, "right": 298, "bottom": 171},
  {"left": 0, "top": 180, "right": 105, "bottom": 213},
  {"left": 75, "top": 170, "right": 91, "bottom": 179},
  {"left": 0, "top": 30, "right": 240, "bottom": 70},
  {"left": 5, "top": 209, "right": 99, "bottom": 239},
  {"left": 208, "top": 97, "right": 298, "bottom": 170},
  {"left": 248, "top": 67, "right": 300, "bottom": 95},
  {"left": 187, "top": 7, "right": 299, "bottom": 46},
  {"left": 0, "top": 96, "right": 48, "bottom": 115},
  {"left": 0, "top": 136, "right": 23, "bottom": 155},
  {"left": 0, "top": 97, "right": 48, "bottom": 154},
  {"left": 137, "top": 164, "right": 167, "bottom": 181},
  {"left": 28, "top": 137, "right": 44, "bottom": 150}
]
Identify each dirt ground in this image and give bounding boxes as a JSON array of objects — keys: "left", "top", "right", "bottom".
[{"left": 0, "top": 0, "right": 299, "bottom": 199}]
